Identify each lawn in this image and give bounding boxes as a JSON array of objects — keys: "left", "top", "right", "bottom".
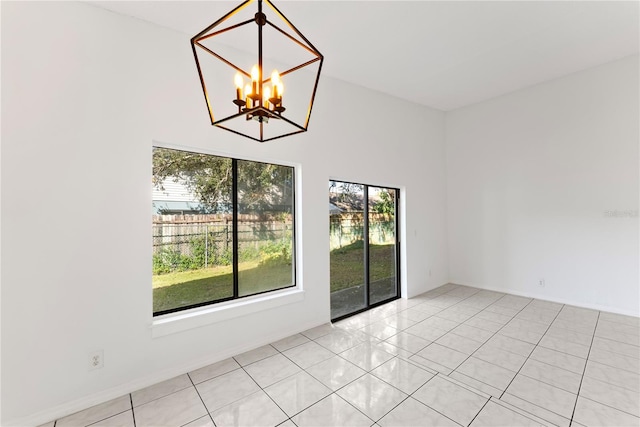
[
  {"left": 152, "top": 260, "right": 292, "bottom": 313},
  {"left": 153, "top": 241, "right": 395, "bottom": 313},
  {"left": 330, "top": 241, "right": 396, "bottom": 292}
]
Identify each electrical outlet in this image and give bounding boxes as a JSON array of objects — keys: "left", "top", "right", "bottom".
[
  {"left": 538, "top": 279, "right": 546, "bottom": 287},
  {"left": 88, "top": 350, "right": 104, "bottom": 371}
]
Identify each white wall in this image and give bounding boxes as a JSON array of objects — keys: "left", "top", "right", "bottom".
[
  {"left": 446, "top": 55, "right": 639, "bottom": 316},
  {"left": 0, "top": 2, "right": 448, "bottom": 424}
]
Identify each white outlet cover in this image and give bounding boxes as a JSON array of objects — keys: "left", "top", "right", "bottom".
[{"left": 88, "top": 349, "right": 104, "bottom": 371}]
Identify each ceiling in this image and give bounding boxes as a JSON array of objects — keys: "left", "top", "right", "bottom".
[{"left": 88, "top": 1, "right": 639, "bottom": 111}]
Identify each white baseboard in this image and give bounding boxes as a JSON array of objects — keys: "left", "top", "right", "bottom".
[
  {"left": 8, "top": 317, "right": 327, "bottom": 427},
  {"left": 450, "top": 280, "right": 640, "bottom": 317}
]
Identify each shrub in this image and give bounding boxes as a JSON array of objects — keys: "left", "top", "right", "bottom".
[
  {"left": 153, "top": 247, "right": 191, "bottom": 275},
  {"left": 216, "top": 247, "right": 232, "bottom": 266},
  {"left": 258, "top": 238, "right": 292, "bottom": 267},
  {"left": 240, "top": 245, "right": 261, "bottom": 261},
  {"left": 153, "top": 234, "right": 292, "bottom": 275}
]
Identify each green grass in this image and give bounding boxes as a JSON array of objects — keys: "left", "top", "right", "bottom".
[
  {"left": 153, "top": 265, "right": 233, "bottom": 289},
  {"left": 330, "top": 241, "right": 396, "bottom": 292},
  {"left": 152, "top": 242, "right": 396, "bottom": 313},
  {"left": 152, "top": 260, "right": 292, "bottom": 313}
]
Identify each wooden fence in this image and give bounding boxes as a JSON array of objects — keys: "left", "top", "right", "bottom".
[
  {"left": 330, "top": 212, "right": 396, "bottom": 250},
  {"left": 153, "top": 214, "right": 292, "bottom": 266},
  {"left": 153, "top": 212, "right": 395, "bottom": 265}
]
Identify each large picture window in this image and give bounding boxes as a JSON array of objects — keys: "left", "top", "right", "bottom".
[{"left": 152, "top": 147, "right": 295, "bottom": 316}]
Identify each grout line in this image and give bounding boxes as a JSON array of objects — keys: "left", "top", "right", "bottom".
[
  {"left": 497, "top": 300, "right": 565, "bottom": 399},
  {"left": 437, "top": 296, "right": 540, "bottom": 385},
  {"left": 243, "top": 349, "right": 309, "bottom": 416},
  {"left": 591, "top": 335, "right": 640, "bottom": 353},
  {"left": 436, "top": 372, "right": 491, "bottom": 400},
  {"left": 578, "top": 365, "right": 640, "bottom": 394},
  {"left": 498, "top": 393, "right": 571, "bottom": 426},
  {"left": 233, "top": 344, "right": 280, "bottom": 368},
  {"left": 187, "top": 369, "right": 216, "bottom": 426},
  {"left": 383, "top": 288, "right": 538, "bottom": 423},
  {"left": 448, "top": 370, "right": 505, "bottom": 396},
  {"left": 499, "top": 392, "right": 573, "bottom": 425},
  {"left": 488, "top": 396, "right": 553, "bottom": 425},
  {"left": 300, "top": 328, "right": 456, "bottom": 426},
  {"left": 129, "top": 394, "right": 137, "bottom": 427},
  {"left": 298, "top": 350, "right": 382, "bottom": 424},
  {"left": 518, "top": 355, "right": 583, "bottom": 377},
  {"left": 472, "top": 307, "right": 607, "bottom": 426},
  {"left": 537, "top": 338, "right": 590, "bottom": 358},
  {"left": 400, "top": 373, "right": 462, "bottom": 427},
  {"left": 580, "top": 355, "right": 640, "bottom": 375},
  {"left": 365, "top": 376, "right": 411, "bottom": 424},
  {"left": 329, "top": 392, "right": 376, "bottom": 425},
  {"left": 568, "top": 311, "right": 600, "bottom": 424},
  {"left": 46, "top": 287, "right": 635, "bottom": 427},
  {"left": 466, "top": 398, "right": 490, "bottom": 427},
  {"left": 260, "top": 338, "right": 386, "bottom": 423},
  {"left": 517, "top": 370, "right": 579, "bottom": 395},
  {"left": 576, "top": 395, "right": 640, "bottom": 419}
]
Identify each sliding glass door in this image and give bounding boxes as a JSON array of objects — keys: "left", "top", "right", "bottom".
[
  {"left": 329, "top": 181, "right": 399, "bottom": 320},
  {"left": 368, "top": 186, "right": 399, "bottom": 305}
]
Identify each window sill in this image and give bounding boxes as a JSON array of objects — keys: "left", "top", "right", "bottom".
[{"left": 151, "top": 287, "right": 305, "bottom": 338}]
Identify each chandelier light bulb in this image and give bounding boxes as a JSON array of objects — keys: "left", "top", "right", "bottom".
[
  {"left": 245, "top": 84, "right": 252, "bottom": 108},
  {"left": 251, "top": 65, "right": 260, "bottom": 81},
  {"left": 271, "top": 70, "right": 281, "bottom": 100},
  {"left": 234, "top": 72, "right": 244, "bottom": 89},
  {"left": 264, "top": 86, "right": 271, "bottom": 109},
  {"left": 271, "top": 70, "right": 280, "bottom": 85},
  {"left": 251, "top": 65, "right": 260, "bottom": 95},
  {"left": 234, "top": 72, "right": 244, "bottom": 100}
]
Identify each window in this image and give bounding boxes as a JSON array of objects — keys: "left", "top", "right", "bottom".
[{"left": 152, "top": 147, "right": 295, "bottom": 316}]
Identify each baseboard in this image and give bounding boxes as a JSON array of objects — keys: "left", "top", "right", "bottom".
[
  {"left": 450, "top": 280, "right": 640, "bottom": 318},
  {"left": 7, "top": 317, "right": 327, "bottom": 427}
]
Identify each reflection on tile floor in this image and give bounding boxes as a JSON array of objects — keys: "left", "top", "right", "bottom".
[{"left": 46, "top": 284, "right": 640, "bottom": 427}]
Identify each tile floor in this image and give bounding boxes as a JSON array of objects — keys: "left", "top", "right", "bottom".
[{"left": 43, "top": 284, "right": 640, "bottom": 427}]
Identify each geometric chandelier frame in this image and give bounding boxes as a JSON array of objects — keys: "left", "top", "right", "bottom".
[{"left": 191, "top": 0, "right": 324, "bottom": 142}]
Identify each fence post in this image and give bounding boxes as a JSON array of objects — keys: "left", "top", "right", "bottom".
[{"left": 205, "top": 224, "right": 209, "bottom": 268}]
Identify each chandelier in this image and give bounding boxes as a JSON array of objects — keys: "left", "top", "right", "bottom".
[{"left": 191, "top": 0, "right": 324, "bottom": 142}]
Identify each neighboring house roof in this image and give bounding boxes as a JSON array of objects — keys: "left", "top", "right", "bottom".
[
  {"left": 329, "top": 203, "right": 342, "bottom": 215},
  {"left": 152, "top": 201, "right": 204, "bottom": 215}
]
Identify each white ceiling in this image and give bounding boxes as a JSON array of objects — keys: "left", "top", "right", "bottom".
[{"left": 89, "top": 1, "right": 639, "bottom": 111}]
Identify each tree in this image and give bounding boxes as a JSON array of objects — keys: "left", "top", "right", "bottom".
[
  {"left": 237, "top": 160, "right": 293, "bottom": 214},
  {"left": 329, "top": 181, "right": 364, "bottom": 211},
  {"left": 153, "top": 147, "right": 233, "bottom": 212},
  {"left": 152, "top": 147, "right": 293, "bottom": 215},
  {"left": 373, "top": 189, "right": 395, "bottom": 215}
]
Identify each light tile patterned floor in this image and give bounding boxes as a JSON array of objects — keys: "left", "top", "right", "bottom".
[{"left": 44, "top": 284, "right": 640, "bottom": 427}]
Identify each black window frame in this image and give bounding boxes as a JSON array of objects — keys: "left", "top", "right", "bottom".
[{"left": 152, "top": 147, "right": 296, "bottom": 317}]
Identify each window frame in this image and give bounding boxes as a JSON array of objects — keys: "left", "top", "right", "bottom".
[{"left": 152, "top": 144, "right": 298, "bottom": 317}]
